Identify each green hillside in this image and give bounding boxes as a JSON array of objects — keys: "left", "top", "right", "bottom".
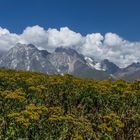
[{"left": 0, "top": 69, "right": 140, "bottom": 140}]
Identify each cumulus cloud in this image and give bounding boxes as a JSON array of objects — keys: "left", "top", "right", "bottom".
[
  {"left": 47, "top": 27, "right": 83, "bottom": 51},
  {"left": 20, "top": 25, "right": 48, "bottom": 49},
  {"left": 81, "top": 33, "right": 104, "bottom": 58},
  {"left": 102, "top": 33, "right": 140, "bottom": 67},
  {"left": 0, "top": 27, "right": 20, "bottom": 50},
  {"left": 104, "top": 33, "right": 123, "bottom": 47},
  {"left": 0, "top": 25, "right": 140, "bottom": 68}
]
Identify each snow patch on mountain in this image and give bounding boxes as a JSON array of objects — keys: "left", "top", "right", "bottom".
[{"left": 84, "top": 56, "right": 104, "bottom": 71}]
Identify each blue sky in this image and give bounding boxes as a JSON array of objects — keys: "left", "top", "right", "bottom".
[
  {"left": 0, "top": 0, "right": 140, "bottom": 41},
  {"left": 0, "top": 0, "right": 140, "bottom": 67}
]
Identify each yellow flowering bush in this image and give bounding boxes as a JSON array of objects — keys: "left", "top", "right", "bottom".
[{"left": 0, "top": 69, "right": 140, "bottom": 140}]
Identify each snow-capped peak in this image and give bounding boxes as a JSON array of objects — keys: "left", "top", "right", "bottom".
[
  {"left": 84, "top": 56, "right": 103, "bottom": 71},
  {"left": 94, "top": 63, "right": 103, "bottom": 71},
  {"left": 84, "top": 56, "right": 94, "bottom": 63}
]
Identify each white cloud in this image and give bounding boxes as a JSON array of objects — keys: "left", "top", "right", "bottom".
[
  {"left": 0, "top": 25, "right": 140, "bottom": 68},
  {"left": 0, "top": 27, "right": 10, "bottom": 35},
  {"left": 20, "top": 25, "right": 48, "bottom": 49},
  {"left": 102, "top": 33, "right": 140, "bottom": 67},
  {"left": 80, "top": 33, "right": 104, "bottom": 58},
  {"left": 0, "top": 27, "right": 20, "bottom": 51},
  {"left": 47, "top": 27, "right": 83, "bottom": 51},
  {"left": 104, "top": 32, "right": 123, "bottom": 47}
]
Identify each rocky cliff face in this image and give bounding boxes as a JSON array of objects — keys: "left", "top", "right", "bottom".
[
  {"left": 0, "top": 43, "right": 110, "bottom": 80},
  {"left": 115, "top": 62, "right": 140, "bottom": 81},
  {"left": 0, "top": 43, "right": 57, "bottom": 74},
  {"left": 1, "top": 43, "right": 140, "bottom": 80}
]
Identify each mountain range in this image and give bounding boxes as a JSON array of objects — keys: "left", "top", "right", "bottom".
[{"left": 0, "top": 43, "right": 140, "bottom": 81}]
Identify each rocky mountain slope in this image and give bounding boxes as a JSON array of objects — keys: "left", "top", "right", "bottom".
[
  {"left": 0, "top": 43, "right": 140, "bottom": 80},
  {"left": 0, "top": 43, "right": 110, "bottom": 80},
  {"left": 0, "top": 43, "right": 57, "bottom": 74},
  {"left": 115, "top": 62, "right": 140, "bottom": 81}
]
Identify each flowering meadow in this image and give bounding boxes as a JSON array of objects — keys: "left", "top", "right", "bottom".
[{"left": 0, "top": 69, "right": 140, "bottom": 140}]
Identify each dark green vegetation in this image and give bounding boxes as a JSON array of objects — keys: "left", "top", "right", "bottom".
[{"left": 0, "top": 69, "right": 140, "bottom": 140}]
